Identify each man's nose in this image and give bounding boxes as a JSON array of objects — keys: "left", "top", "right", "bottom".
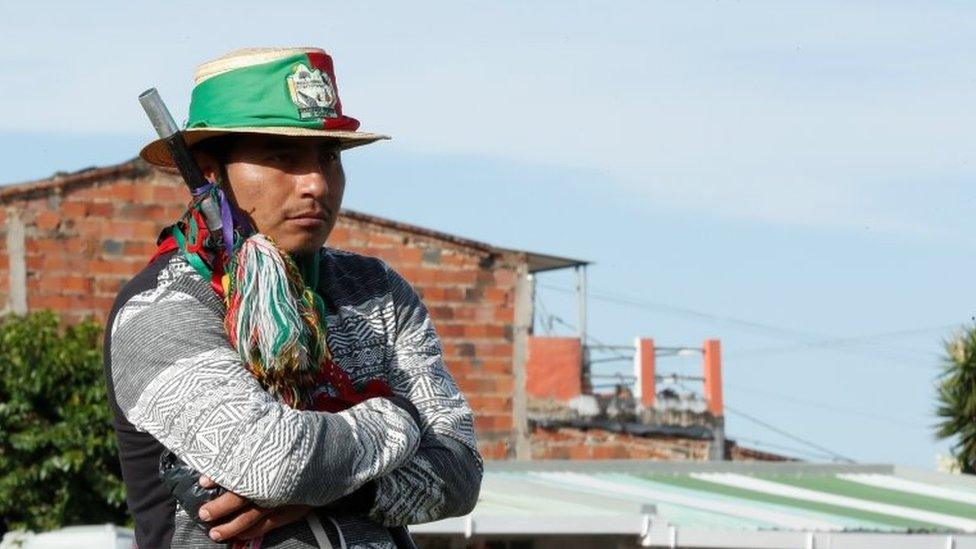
[{"left": 295, "top": 157, "right": 330, "bottom": 199}]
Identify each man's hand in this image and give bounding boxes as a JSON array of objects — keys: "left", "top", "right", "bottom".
[{"left": 198, "top": 476, "right": 312, "bottom": 542}]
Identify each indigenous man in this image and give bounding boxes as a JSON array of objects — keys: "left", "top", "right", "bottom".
[{"left": 103, "top": 47, "right": 483, "bottom": 548}]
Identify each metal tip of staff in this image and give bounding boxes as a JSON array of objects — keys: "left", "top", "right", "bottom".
[{"left": 138, "top": 88, "right": 179, "bottom": 138}]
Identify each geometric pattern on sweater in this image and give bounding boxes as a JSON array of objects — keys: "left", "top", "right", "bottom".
[{"left": 108, "top": 248, "right": 482, "bottom": 547}]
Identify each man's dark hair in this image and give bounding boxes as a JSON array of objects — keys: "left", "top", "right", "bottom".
[{"left": 191, "top": 135, "right": 239, "bottom": 164}]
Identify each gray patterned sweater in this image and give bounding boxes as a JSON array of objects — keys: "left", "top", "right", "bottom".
[{"left": 104, "top": 248, "right": 483, "bottom": 548}]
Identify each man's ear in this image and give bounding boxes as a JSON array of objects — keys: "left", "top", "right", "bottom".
[{"left": 192, "top": 150, "right": 221, "bottom": 183}]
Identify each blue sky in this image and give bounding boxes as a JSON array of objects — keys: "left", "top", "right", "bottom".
[{"left": 2, "top": 1, "right": 974, "bottom": 467}]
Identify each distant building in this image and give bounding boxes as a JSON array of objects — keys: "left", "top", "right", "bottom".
[{"left": 0, "top": 158, "right": 779, "bottom": 463}]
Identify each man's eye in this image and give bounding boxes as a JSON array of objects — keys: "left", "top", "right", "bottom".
[{"left": 266, "top": 152, "right": 293, "bottom": 163}]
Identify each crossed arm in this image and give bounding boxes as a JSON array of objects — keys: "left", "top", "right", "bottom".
[{"left": 110, "top": 264, "right": 482, "bottom": 537}]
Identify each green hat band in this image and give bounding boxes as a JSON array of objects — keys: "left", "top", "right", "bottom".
[{"left": 186, "top": 51, "right": 360, "bottom": 132}]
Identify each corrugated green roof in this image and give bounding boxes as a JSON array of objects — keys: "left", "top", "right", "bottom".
[{"left": 412, "top": 461, "right": 976, "bottom": 547}]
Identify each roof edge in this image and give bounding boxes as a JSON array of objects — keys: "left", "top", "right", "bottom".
[
  {"left": 0, "top": 158, "right": 148, "bottom": 203},
  {"left": 483, "top": 459, "right": 895, "bottom": 475},
  {"left": 0, "top": 158, "right": 589, "bottom": 268}
]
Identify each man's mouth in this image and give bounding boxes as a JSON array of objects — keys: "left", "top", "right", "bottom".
[
  {"left": 288, "top": 208, "right": 330, "bottom": 221},
  {"left": 286, "top": 208, "right": 331, "bottom": 228}
]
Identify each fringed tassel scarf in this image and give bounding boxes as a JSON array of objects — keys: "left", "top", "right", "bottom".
[
  {"left": 152, "top": 181, "right": 392, "bottom": 410},
  {"left": 224, "top": 233, "right": 354, "bottom": 408}
]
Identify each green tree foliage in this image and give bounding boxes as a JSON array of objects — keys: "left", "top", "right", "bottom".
[
  {"left": 0, "top": 312, "right": 127, "bottom": 533},
  {"left": 935, "top": 325, "right": 976, "bottom": 474}
]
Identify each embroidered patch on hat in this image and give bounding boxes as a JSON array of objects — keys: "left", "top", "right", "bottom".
[{"left": 286, "top": 62, "right": 337, "bottom": 120}]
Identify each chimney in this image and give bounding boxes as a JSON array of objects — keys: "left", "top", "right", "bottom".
[
  {"left": 702, "top": 339, "right": 723, "bottom": 417},
  {"left": 633, "top": 338, "right": 656, "bottom": 409}
]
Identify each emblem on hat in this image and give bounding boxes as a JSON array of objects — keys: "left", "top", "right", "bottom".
[{"left": 286, "top": 63, "right": 338, "bottom": 119}]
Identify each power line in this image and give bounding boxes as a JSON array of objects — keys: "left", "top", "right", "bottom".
[
  {"left": 674, "top": 379, "right": 856, "bottom": 464},
  {"left": 538, "top": 282, "right": 829, "bottom": 341},
  {"left": 724, "top": 404, "right": 856, "bottom": 464},
  {"left": 726, "top": 326, "right": 948, "bottom": 361},
  {"left": 534, "top": 292, "right": 555, "bottom": 336},
  {"left": 730, "top": 436, "right": 840, "bottom": 462},
  {"left": 536, "top": 282, "right": 947, "bottom": 368},
  {"left": 724, "top": 383, "right": 928, "bottom": 429}
]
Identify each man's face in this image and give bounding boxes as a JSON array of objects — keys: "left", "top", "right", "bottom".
[{"left": 201, "top": 134, "right": 346, "bottom": 256}]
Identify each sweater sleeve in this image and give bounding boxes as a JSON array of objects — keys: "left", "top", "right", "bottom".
[
  {"left": 109, "top": 268, "right": 421, "bottom": 509},
  {"left": 368, "top": 265, "right": 484, "bottom": 526}
]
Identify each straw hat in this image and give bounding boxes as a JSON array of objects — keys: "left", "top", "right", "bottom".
[{"left": 140, "top": 47, "right": 389, "bottom": 167}]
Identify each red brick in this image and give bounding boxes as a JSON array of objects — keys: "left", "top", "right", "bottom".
[
  {"left": 88, "top": 203, "right": 115, "bottom": 217},
  {"left": 33, "top": 239, "right": 63, "bottom": 254},
  {"left": 493, "top": 270, "right": 517, "bottom": 286},
  {"left": 121, "top": 204, "right": 167, "bottom": 220},
  {"left": 435, "top": 270, "right": 478, "bottom": 286},
  {"left": 474, "top": 414, "right": 513, "bottom": 432},
  {"left": 458, "top": 375, "right": 514, "bottom": 394},
  {"left": 365, "top": 232, "right": 401, "bottom": 248},
  {"left": 568, "top": 445, "right": 592, "bottom": 460},
  {"left": 74, "top": 218, "right": 108, "bottom": 237},
  {"left": 108, "top": 184, "right": 136, "bottom": 202},
  {"left": 592, "top": 446, "right": 628, "bottom": 460},
  {"left": 463, "top": 325, "right": 489, "bottom": 338},
  {"left": 64, "top": 238, "right": 92, "bottom": 254},
  {"left": 327, "top": 227, "right": 350, "bottom": 244},
  {"left": 112, "top": 220, "right": 160, "bottom": 238},
  {"left": 92, "top": 296, "right": 117, "bottom": 312},
  {"left": 28, "top": 294, "right": 81, "bottom": 311},
  {"left": 534, "top": 446, "right": 571, "bottom": 460},
  {"left": 442, "top": 253, "right": 477, "bottom": 268},
  {"left": 61, "top": 201, "right": 89, "bottom": 217},
  {"left": 412, "top": 268, "right": 440, "bottom": 286},
  {"left": 134, "top": 184, "right": 155, "bottom": 202},
  {"left": 476, "top": 359, "right": 512, "bottom": 375},
  {"left": 466, "top": 395, "right": 512, "bottom": 413},
  {"left": 40, "top": 254, "right": 74, "bottom": 272},
  {"left": 89, "top": 258, "right": 142, "bottom": 276},
  {"left": 477, "top": 439, "right": 510, "bottom": 460},
  {"left": 427, "top": 306, "right": 454, "bottom": 321},
  {"left": 62, "top": 275, "right": 93, "bottom": 294},
  {"left": 463, "top": 324, "right": 508, "bottom": 339},
  {"left": 96, "top": 278, "right": 123, "bottom": 296},
  {"left": 35, "top": 210, "right": 61, "bottom": 231},
  {"left": 473, "top": 343, "right": 512, "bottom": 358},
  {"left": 123, "top": 241, "right": 158, "bottom": 257},
  {"left": 493, "top": 307, "right": 515, "bottom": 322},
  {"left": 152, "top": 185, "right": 189, "bottom": 203},
  {"left": 437, "top": 324, "right": 465, "bottom": 338},
  {"left": 484, "top": 288, "right": 510, "bottom": 303}
]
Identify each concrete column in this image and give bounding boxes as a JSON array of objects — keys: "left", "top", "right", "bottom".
[
  {"left": 703, "top": 339, "right": 725, "bottom": 460},
  {"left": 702, "top": 339, "right": 723, "bottom": 417},
  {"left": 633, "top": 338, "right": 656, "bottom": 409},
  {"left": 5, "top": 208, "right": 27, "bottom": 314},
  {"left": 512, "top": 265, "right": 533, "bottom": 460}
]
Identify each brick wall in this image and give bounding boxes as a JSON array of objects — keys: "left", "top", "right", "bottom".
[
  {"left": 530, "top": 426, "right": 713, "bottom": 460},
  {"left": 0, "top": 160, "right": 522, "bottom": 459},
  {"left": 530, "top": 427, "right": 791, "bottom": 462},
  {"left": 1, "top": 164, "right": 181, "bottom": 322}
]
